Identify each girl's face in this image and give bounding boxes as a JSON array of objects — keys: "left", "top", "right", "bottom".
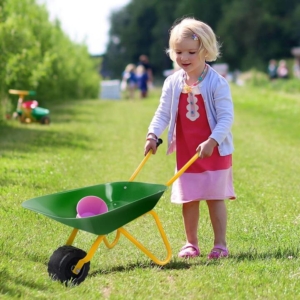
[{"left": 174, "top": 38, "right": 206, "bottom": 78}]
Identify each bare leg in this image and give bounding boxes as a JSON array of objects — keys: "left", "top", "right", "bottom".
[
  {"left": 206, "top": 200, "right": 227, "bottom": 249},
  {"left": 182, "top": 201, "right": 200, "bottom": 247}
]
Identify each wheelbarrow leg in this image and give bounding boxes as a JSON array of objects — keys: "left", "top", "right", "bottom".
[
  {"left": 72, "top": 235, "right": 105, "bottom": 275},
  {"left": 118, "top": 210, "right": 172, "bottom": 266},
  {"left": 65, "top": 228, "right": 79, "bottom": 246},
  {"left": 103, "top": 229, "right": 121, "bottom": 249}
]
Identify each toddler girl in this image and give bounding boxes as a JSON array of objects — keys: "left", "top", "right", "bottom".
[{"left": 144, "top": 17, "right": 236, "bottom": 259}]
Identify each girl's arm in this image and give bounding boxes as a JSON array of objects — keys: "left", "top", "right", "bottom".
[
  {"left": 147, "top": 76, "right": 173, "bottom": 138},
  {"left": 144, "top": 76, "right": 173, "bottom": 155},
  {"left": 210, "top": 79, "right": 234, "bottom": 145},
  {"left": 197, "top": 77, "right": 233, "bottom": 158}
]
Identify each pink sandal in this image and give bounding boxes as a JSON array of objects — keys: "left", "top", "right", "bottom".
[
  {"left": 178, "top": 243, "right": 200, "bottom": 258},
  {"left": 207, "top": 245, "right": 229, "bottom": 260}
]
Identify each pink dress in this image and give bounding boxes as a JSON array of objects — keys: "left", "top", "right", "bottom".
[{"left": 171, "top": 86, "right": 236, "bottom": 203}]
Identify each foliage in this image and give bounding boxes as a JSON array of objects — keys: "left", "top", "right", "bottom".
[
  {"left": 0, "top": 0, "right": 100, "bottom": 121},
  {"left": 238, "top": 69, "right": 300, "bottom": 94},
  {"left": 103, "top": 0, "right": 300, "bottom": 78},
  {"left": 217, "top": 0, "right": 300, "bottom": 70},
  {"left": 267, "top": 78, "right": 300, "bottom": 93},
  {"left": 104, "top": 0, "right": 177, "bottom": 80},
  {"left": 1, "top": 86, "right": 300, "bottom": 298}
]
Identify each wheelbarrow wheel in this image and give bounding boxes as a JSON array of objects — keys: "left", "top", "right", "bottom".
[{"left": 48, "top": 245, "right": 90, "bottom": 286}]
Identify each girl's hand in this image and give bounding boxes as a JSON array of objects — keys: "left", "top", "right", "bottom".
[
  {"left": 196, "top": 138, "right": 218, "bottom": 159},
  {"left": 144, "top": 139, "right": 158, "bottom": 156}
]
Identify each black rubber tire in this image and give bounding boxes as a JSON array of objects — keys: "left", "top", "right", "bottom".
[
  {"left": 47, "top": 245, "right": 90, "bottom": 286},
  {"left": 40, "top": 116, "right": 51, "bottom": 124}
]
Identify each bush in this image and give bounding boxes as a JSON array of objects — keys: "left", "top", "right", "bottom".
[
  {"left": 0, "top": 0, "right": 100, "bottom": 120},
  {"left": 238, "top": 69, "right": 300, "bottom": 93}
]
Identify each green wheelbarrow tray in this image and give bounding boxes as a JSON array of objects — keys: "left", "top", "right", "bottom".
[{"left": 22, "top": 181, "right": 167, "bottom": 235}]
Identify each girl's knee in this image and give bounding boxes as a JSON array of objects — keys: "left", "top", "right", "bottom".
[{"left": 206, "top": 200, "right": 226, "bottom": 210}]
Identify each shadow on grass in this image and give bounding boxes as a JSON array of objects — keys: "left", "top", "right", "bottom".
[
  {"left": 88, "top": 247, "right": 300, "bottom": 277},
  {"left": 0, "top": 98, "right": 98, "bottom": 150},
  {"left": 230, "top": 248, "right": 299, "bottom": 261},
  {"left": 1, "top": 248, "right": 50, "bottom": 268},
  {"left": 0, "top": 123, "right": 92, "bottom": 153},
  {"left": 49, "top": 106, "right": 80, "bottom": 124},
  {"left": 0, "top": 177, "right": 21, "bottom": 187},
  {"left": 50, "top": 106, "right": 105, "bottom": 124},
  {"left": 89, "top": 260, "right": 192, "bottom": 277},
  {"left": 0, "top": 268, "right": 50, "bottom": 297}
]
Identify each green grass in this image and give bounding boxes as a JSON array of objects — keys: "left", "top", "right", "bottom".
[{"left": 1, "top": 85, "right": 300, "bottom": 299}]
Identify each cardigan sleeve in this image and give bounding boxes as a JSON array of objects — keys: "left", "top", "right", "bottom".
[
  {"left": 147, "top": 76, "right": 173, "bottom": 138},
  {"left": 209, "top": 77, "right": 234, "bottom": 146}
]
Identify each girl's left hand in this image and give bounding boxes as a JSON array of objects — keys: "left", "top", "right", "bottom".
[{"left": 196, "top": 138, "right": 218, "bottom": 159}]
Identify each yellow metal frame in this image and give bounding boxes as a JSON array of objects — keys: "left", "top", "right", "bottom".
[
  {"left": 69, "top": 151, "right": 199, "bottom": 275},
  {"left": 71, "top": 210, "right": 172, "bottom": 274}
]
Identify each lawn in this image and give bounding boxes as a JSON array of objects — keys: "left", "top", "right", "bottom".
[{"left": 0, "top": 84, "right": 300, "bottom": 299}]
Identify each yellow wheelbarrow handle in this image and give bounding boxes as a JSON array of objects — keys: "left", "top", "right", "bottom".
[
  {"left": 166, "top": 152, "right": 200, "bottom": 186},
  {"left": 129, "top": 139, "right": 199, "bottom": 186},
  {"left": 129, "top": 138, "right": 163, "bottom": 181}
]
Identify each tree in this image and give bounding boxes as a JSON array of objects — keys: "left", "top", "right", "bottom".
[
  {"left": 175, "top": 0, "right": 227, "bottom": 30},
  {"left": 103, "top": 0, "right": 179, "bottom": 80},
  {"left": 217, "top": 0, "right": 300, "bottom": 70},
  {"left": 103, "top": 0, "right": 300, "bottom": 77}
]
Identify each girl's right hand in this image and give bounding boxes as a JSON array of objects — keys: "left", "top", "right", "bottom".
[{"left": 144, "top": 139, "right": 158, "bottom": 156}]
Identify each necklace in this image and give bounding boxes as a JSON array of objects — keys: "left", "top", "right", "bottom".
[{"left": 183, "top": 64, "right": 208, "bottom": 93}]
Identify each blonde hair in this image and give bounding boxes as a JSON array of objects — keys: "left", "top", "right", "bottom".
[
  {"left": 136, "top": 65, "right": 145, "bottom": 75},
  {"left": 125, "top": 64, "right": 136, "bottom": 72},
  {"left": 167, "top": 18, "right": 220, "bottom": 62}
]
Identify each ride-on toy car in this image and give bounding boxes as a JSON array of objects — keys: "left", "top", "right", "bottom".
[{"left": 9, "top": 89, "right": 51, "bottom": 124}]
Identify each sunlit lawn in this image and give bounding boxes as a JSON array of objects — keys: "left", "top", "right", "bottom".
[{"left": 0, "top": 84, "right": 300, "bottom": 299}]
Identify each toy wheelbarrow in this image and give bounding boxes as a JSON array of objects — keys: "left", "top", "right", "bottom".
[{"left": 22, "top": 141, "right": 199, "bottom": 285}]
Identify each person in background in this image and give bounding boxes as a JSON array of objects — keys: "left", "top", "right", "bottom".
[
  {"left": 136, "top": 65, "right": 149, "bottom": 98},
  {"left": 138, "top": 54, "right": 153, "bottom": 89},
  {"left": 121, "top": 64, "right": 137, "bottom": 99},
  {"left": 267, "top": 59, "right": 277, "bottom": 81},
  {"left": 144, "top": 17, "right": 235, "bottom": 260},
  {"left": 293, "top": 59, "right": 300, "bottom": 79},
  {"left": 276, "top": 59, "right": 289, "bottom": 79}
]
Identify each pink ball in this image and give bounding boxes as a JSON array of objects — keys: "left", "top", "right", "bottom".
[{"left": 76, "top": 196, "right": 108, "bottom": 218}]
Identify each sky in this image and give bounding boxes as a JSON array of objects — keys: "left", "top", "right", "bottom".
[{"left": 38, "top": 0, "right": 131, "bottom": 55}]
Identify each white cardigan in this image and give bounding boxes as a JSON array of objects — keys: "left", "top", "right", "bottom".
[{"left": 148, "top": 65, "right": 234, "bottom": 156}]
